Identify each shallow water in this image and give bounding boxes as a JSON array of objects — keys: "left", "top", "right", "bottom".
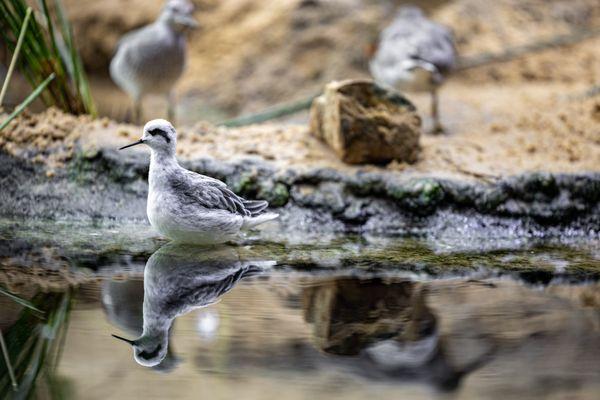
[{"left": 1, "top": 223, "right": 599, "bottom": 399}]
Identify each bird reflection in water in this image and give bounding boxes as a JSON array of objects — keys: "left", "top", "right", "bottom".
[
  {"left": 302, "top": 277, "right": 493, "bottom": 391},
  {"left": 104, "top": 243, "right": 274, "bottom": 369}
]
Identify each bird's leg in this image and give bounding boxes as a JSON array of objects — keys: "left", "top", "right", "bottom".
[
  {"left": 167, "top": 91, "right": 176, "bottom": 124},
  {"left": 133, "top": 97, "right": 142, "bottom": 125},
  {"left": 430, "top": 86, "right": 444, "bottom": 134}
]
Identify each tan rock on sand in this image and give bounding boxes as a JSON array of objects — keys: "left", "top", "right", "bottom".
[{"left": 310, "top": 79, "right": 421, "bottom": 165}]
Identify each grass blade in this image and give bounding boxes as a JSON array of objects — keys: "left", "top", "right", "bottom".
[
  {"left": 54, "top": 0, "right": 96, "bottom": 116},
  {"left": 0, "top": 286, "right": 45, "bottom": 314},
  {"left": 1, "top": 0, "right": 95, "bottom": 115},
  {"left": 0, "top": 332, "right": 18, "bottom": 391},
  {"left": 1, "top": 290, "right": 72, "bottom": 399},
  {"left": 218, "top": 93, "right": 318, "bottom": 127},
  {"left": 0, "top": 7, "right": 32, "bottom": 106},
  {"left": 38, "top": 0, "right": 66, "bottom": 73},
  {"left": 0, "top": 73, "right": 55, "bottom": 131}
]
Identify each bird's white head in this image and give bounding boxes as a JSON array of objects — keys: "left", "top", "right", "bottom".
[
  {"left": 119, "top": 119, "right": 177, "bottom": 156},
  {"left": 159, "top": 0, "right": 198, "bottom": 32},
  {"left": 112, "top": 333, "right": 169, "bottom": 368}
]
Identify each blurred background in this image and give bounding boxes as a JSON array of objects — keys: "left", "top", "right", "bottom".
[
  {"left": 3, "top": 0, "right": 598, "bottom": 125},
  {"left": 1, "top": 1, "right": 600, "bottom": 399}
]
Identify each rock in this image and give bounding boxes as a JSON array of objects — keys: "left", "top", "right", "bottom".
[{"left": 310, "top": 79, "right": 421, "bottom": 164}]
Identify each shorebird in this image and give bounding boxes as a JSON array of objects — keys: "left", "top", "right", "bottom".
[
  {"left": 111, "top": 243, "right": 273, "bottom": 367},
  {"left": 102, "top": 279, "right": 181, "bottom": 372},
  {"left": 369, "top": 6, "right": 456, "bottom": 133},
  {"left": 109, "top": 0, "right": 198, "bottom": 124},
  {"left": 119, "top": 119, "right": 278, "bottom": 244}
]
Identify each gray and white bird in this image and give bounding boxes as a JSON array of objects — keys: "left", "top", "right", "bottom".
[
  {"left": 111, "top": 243, "right": 274, "bottom": 367},
  {"left": 102, "top": 279, "right": 182, "bottom": 372},
  {"left": 119, "top": 119, "right": 278, "bottom": 244},
  {"left": 109, "top": 0, "right": 198, "bottom": 124},
  {"left": 369, "top": 6, "right": 456, "bottom": 133}
]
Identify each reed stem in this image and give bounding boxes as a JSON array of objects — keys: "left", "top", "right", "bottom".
[
  {"left": 0, "top": 7, "right": 32, "bottom": 106},
  {"left": 0, "top": 332, "right": 18, "bottom": 391},
  {"left": 0, "top": 73, "right": 55, "bottom": 131}
]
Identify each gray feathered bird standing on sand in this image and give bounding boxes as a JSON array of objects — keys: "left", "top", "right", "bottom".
[
  {"left": 110, "top": 0, "right": 198, "bottom": 124},
  {"left": 369, "top": 6, "right": 456, "bottom": 133},
  {"left": 111, "top": 244, "right": 274, "bottom": 367},
  {"left": 119, "top": 119, "right": 278, "bottom": 244}
]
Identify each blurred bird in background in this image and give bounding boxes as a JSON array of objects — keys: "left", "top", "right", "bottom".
[
  {"left": 369, "top": 6, "right": 456, "bottom": 133},
  {"left": 109, "top": 0, "right": 198, "bottom": 124}
]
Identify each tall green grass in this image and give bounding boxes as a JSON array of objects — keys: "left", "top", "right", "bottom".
[
  {"left": 0, "top": 0, "right": 96, "bottom": 116},
  {"left": 0, "top": 288, "right": 72, "bottom": 398}
]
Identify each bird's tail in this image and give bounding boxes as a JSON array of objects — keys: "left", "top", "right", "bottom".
[
  {"left": 239, "top": 260, "right": 277, "bottom": 277},
  {"left": 242, "top": 212, "right": 279, "bottom": 229},
  {"left": 243, "top": 199, "right": 269, "bottom": 216}
]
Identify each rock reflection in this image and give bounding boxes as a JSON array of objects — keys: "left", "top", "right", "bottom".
[
  {"left": 106, "top": 243, "right": 273, "bottom": 369},
  {"left": 303, "top": 277, "right": 492, "bottom": 391}
]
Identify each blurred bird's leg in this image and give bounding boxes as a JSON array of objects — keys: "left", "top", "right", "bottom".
[
  {"left": 167, "top": 91, "right": 176, "bottom": 124},
  {"left": 133, "top": 96, "right": 142, "bottom": 125},
  {"left": 430, "top": 86, "right": 444, "bottom": 134}
]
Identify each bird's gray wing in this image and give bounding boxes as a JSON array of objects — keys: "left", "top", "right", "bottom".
[
  {"left": 376, "top": 16, "right": 456, "bottom": 73},
  {"left": 171, "top": 171, "right": 268, "bottom": 217},
  {"left": 379, "top": 20, "right": 422, "bottom": 60},
  {"left": 115, "top": 24, "right": 174, "bottom": 69},
  {"left": 179, "top": 265, "right": 260, "bottom": 308},
  {"left": 114, "top": 24, "right": 153, "bottom": 53},
  {"left": 413, "top": 22, "right": 456, "bottom": 73}
]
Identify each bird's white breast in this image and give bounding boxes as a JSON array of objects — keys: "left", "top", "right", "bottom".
[
  {"left": 110, "top": 24, "right": 186, "bottom": 97},
  {"left": 147, "top": 165, "right": 244, "bottom": 244}
]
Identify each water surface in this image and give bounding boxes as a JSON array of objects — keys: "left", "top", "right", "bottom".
[{"left": 1, "top": 222, "right": 599, "bottom": 399}]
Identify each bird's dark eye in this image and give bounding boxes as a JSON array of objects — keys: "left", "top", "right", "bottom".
[
  {"left": 148, "top": 129, "right": 171, "bottom": 143},
  {"left": 137, "top": 344, "right": 163, "bottom": 360}
]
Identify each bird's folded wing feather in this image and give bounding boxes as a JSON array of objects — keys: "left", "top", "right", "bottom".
[
  {"left": 414, "top": 24, "right": 456, "bottom": 72},
  {"left": 377, "top": 19, "right": 456, "bottom": 73},
  {"left": 116, "top": 25, "right": 171, "bottom": 66},
  {"left": 172, "top": 171, "right": 268, "bottom": 217}
]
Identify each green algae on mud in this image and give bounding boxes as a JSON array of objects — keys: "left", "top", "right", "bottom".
[
  {"left": 1, "top": 143, "right": 599, "bottom": 242},
  {"left": 1, "top": 218, "right": 598, "bottom": 288},
  {"left": 342, "top": 239, "right": 600, "bottom": 282},
  {"left": 65, "top": 147, "right": 600, "bottom": 228}
]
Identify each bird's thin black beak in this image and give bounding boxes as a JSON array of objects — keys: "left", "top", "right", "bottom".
[
  {"left": 119, "top": 139, "right": 144, "bottom": 150},
  {"left": 112, "top": 334, "right": 136, "bottom": 345}
]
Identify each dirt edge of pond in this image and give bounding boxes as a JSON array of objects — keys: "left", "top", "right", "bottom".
[{"left": 0, "top": 108, "right": 598, "bottom": 244}]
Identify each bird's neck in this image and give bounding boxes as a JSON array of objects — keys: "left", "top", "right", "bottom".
[
  {"left": 150, "top": 148, "right": 177, "bottom": 165},
  {"left": 149, "top": 150, "right": 179, "bottom": 186},
  {"left": 142, "top": 293, "right": 173, "bottom": 338},
  {"left": 156, "top": 15, "right": 186, "bottom": 35},
  {"left": 141, "top": 313, "right": 171, "bottom": 338}
]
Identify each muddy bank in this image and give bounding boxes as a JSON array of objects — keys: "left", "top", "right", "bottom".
[
  {"left": 1, "top": 214, "right": 599, "bottom": 295},
  {"left": 0, "top": 103, "right": 599, "bottom": 247}
]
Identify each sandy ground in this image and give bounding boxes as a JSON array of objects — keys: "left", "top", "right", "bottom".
[
  {"left": 1, "top": 0, "right": 599, "bottom": 179},
  {"left": 3, "top": 77, "right": 598, "bottom": 181},
  {"left": 59, "top": 0, "right": 600, "bottom": 117},
  {"left": 109, "top": 81, "right": 600, "bottom": 180}
]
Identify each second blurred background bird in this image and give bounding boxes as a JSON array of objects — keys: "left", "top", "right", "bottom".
[
  {"left": 109, "top": 0, "right": 198, "bottom": 124},
  {"left": 369, "top": 6, "right": 456, "bottom": 133}
]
